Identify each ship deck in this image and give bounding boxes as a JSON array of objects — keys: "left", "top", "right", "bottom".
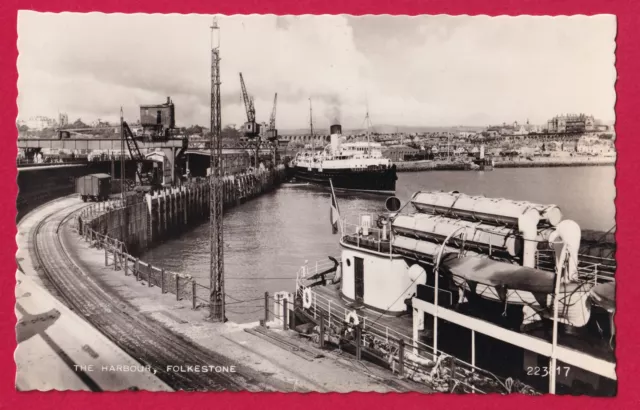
[
  {"left": 312, "top": 281, "right": 415, "bottom": 336},
  {"left": 309, "top": 279, "right": 615, "bottom": 372}
]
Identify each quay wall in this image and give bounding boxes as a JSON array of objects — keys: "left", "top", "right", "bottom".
[
  {"left": 80, "top": 166, "right": 286, "bottom": 254},
  {"left": 493, "top": 156, "right": 615, "bottom": 168},
  {"left": 395, "top": 161, "right": 471, "bottom": 172},
  {"left": 76, "top": 166, "right": 287, "bottom": 304},
  {"left": 395, "top": 156, "right": 615, "bottom": 172}
]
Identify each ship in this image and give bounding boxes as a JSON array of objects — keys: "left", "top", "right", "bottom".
[
  {"left": 289, "top": 190, "right": 616, "bottom": 395},
  {"left": 290, "top": 124, "right": 397, "bottom": 194}
]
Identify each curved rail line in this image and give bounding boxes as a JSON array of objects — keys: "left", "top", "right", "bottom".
[{"left": 29, "top": 200, "right": 269, "bottom": 391}]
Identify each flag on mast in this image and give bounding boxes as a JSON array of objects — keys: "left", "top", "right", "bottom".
[{"left": 329, "top": 179, "right": 341, "bottom": 235}]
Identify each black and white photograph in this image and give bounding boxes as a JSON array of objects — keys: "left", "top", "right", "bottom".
[{"left": 15, "top": 12, "right": 616, "bottom": 395}]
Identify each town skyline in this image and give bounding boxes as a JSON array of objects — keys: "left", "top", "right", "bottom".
[
  {"left": 18, "top": 112, "right": 614, "bottom": 135},
  {"left": 18, "top": 13, "right": 616, "bottom": 130}
]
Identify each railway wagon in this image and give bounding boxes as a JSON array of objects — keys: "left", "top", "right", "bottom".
[{"left": 76, "top": 173, "right": 111, "bottom": 202}]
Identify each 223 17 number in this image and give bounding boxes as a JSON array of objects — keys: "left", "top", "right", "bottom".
[{"left": 527, "top": 366, "right": 570, "bottom": 377}]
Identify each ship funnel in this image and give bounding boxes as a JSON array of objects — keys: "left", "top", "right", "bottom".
[
  {"left": 330, "top": 124, "right": 342, "bottom": 135},
  {"left": 480, "top": 145, "right": 485, "bottom": 159}
]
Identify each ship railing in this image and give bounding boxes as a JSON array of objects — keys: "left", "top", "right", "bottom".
[
  {"left": 535, "top": 249, "right": 615, "bottom": 283},
  {"left": 339, "top": 214, "right": 392, "bottom": 254},
  {"left": 296, "top": 259, "right": 341, "bottom": 280},
  {"left": 295, "top": 274, "right": 534, "bottom": 393}
]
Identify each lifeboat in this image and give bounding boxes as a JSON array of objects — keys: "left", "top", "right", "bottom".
[
  {"left": 411, "top": 191, "right": 562, "bottom": 228},
  {"left": 440, "top": 255, "right": 593, "bottom": 327}
]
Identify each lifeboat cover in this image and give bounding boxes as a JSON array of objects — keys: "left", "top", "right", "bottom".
[
  {"left": 590, "top": 282, "right": 616, "bottom": 312},
  {"left": 440, "top": 255, "right": 557, "bottom": 294}
]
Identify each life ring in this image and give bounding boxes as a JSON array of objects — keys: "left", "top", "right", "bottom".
[
  {"left": 302, "top": 288, "right": 313, "bottom": 309},
  {"left": 345, "top": 310, "right": 360, "bottom": 326}
]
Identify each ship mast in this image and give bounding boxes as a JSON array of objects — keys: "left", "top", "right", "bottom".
[
  {"left": 364, "top": 109, "right": 373, "bottom": 154},
  {"left": 309, "top": 98, "right": 314, "bottom": 137}
]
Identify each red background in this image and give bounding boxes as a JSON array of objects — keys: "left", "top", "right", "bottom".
[{"left": 0, "top": 0, "right": 637, "bottom": 408}]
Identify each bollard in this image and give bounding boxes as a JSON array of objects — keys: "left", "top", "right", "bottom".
[
  {"left": 148, "top": 265, "right": 152, "bottom": 287},
  {"left": 192, "top": 281, "right": 197, "bottom": 310},
  {"left": 355, "top": 325, "right": 362, "bottom": 361},
  {"left": 104, "top": 246, "right": 108, "bottom": 266},
  {"left": 398, "top": 339, "right": 405, "bottom": 378},
  {"left": 264, "top": 292, "right": 269, "bottom": 326},
  {"left": 283, "top": 298, "right": 288, "bottom": 331},
  {"left": 319, "top": 311, "right": 325, "bottom": 348},
  {"left": 161, "top": 268, "right": 165, "bottom": 293},
  {"left": 176, "top": 276, "right": 180, "bottom": 300}
]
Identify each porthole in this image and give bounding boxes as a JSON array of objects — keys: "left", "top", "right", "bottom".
[{"left": 346, "top": 259, "right": 351, "bottom": 267}]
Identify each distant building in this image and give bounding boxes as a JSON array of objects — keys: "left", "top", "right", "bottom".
[
  {"left": 20, "top": 116, "right": 57, "bottom": 131},
  {"left": 514, "top": 125, "right": 528, "bottom": 136},
  {"left": 286, "top": 134, "right": 330, "bottom": 146},
  {"left": 547, "top": 114, "right": 596, "bottom": 134},
  {"left": 58, "top": 113, "right": 69, "bottom": 127},
  {"left": 382, "top": 145, "right": 420, "bottom": 162},
  {"left": 457, "top": 131, "right": 475, "bottom": 139}
]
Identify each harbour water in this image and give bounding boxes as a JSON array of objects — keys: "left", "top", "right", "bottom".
[{"left": 143, "top": 166, "right": 616, "bottom": 323}]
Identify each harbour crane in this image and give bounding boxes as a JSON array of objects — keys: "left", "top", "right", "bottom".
[
  {"left": 266, "top": 93, "right": 278, "bottom": 142},
  {"left": 239, "top": 72, "right": 260, "bottom": 138},
  {"left": 266, "top": 93, "right": 279, "bottom": 166}
]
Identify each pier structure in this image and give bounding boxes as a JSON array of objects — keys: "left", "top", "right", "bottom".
[
  {"left": 79, "top": 166, "right": 286, "bottom": 254},
  {"left": 17, "top": 137, "right": 275, "bottom": 177}
]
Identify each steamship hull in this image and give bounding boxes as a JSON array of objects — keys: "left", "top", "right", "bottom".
[{"left": 292, "top": 165, "right": 397, "bottom": 194}]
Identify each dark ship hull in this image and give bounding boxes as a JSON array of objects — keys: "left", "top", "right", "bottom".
[{"left": 292, "top": 164, "right": 397, "bottom": 194}]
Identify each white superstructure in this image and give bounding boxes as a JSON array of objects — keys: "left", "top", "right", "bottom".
[{"left": 292, "top": 127, "right": 392, "bottom": 171}]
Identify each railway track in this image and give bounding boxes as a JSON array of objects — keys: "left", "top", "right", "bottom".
[{"left": 30, "top": 201, "right": 270, "bottom": 391}]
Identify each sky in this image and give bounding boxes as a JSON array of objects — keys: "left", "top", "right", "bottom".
[{"left": 17, "top": 13, "right": 616, "bottom": 131}]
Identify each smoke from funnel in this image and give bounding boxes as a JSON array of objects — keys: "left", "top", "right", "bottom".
[
  {"left": 328, "top": 106, "right": 341, "bottom": 125},
  {"left": 322, "top": 95, "right": 342, "bottom": 125}
]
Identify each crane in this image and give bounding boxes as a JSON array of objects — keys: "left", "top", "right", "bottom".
[
  {"left": 210, "top": 18, "right": 225, "bottom": 322},
  {"left": 266, "top": 93, "right": 279, "bottom": 167},
  {"left": 266, "top": 93, "right": 278, "bottom": 142},
  {"left": 121, "top": 120, "right": 157, "bottom": 187},
  {"left": 239, "top": 72, "right": 260, "bottom": 138}
]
